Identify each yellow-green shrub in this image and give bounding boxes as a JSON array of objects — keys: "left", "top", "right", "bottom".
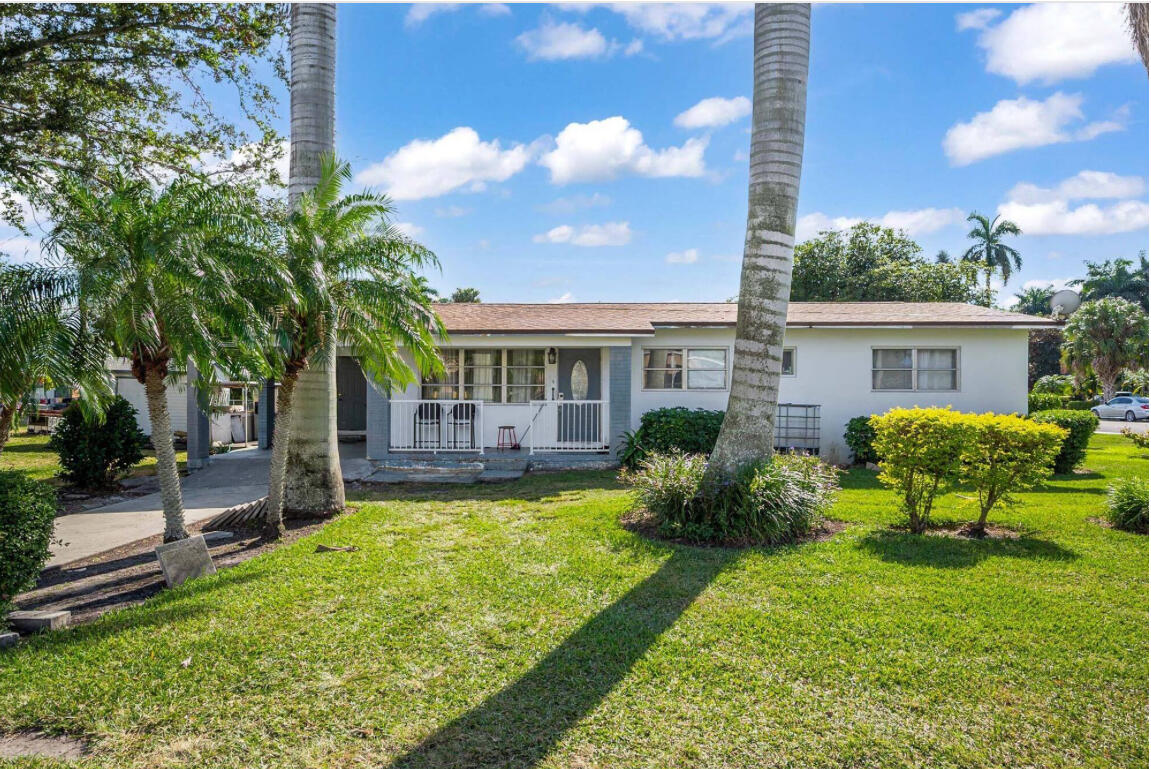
[
  {"left": 960, "top": 413, "right": 1066, "bottom": 535},
  {"left": 871, "top": 407, "right": 971, "bottom": 533}
]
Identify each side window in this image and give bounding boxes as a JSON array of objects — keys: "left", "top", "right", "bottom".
[{"left": 781, "top": 347, "right": 796, "bottom": 376}]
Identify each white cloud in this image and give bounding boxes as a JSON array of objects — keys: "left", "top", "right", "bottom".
[
  {"left": 942, "top": 93, "right": 1123, "bottom": 166},
  {"left": 999, "top": 170, "right": 1149, "bottom": 235},
  {"left": 973, "top": 3, "right": 1137, "bottom": 84},
  {"left": 607, "top": 3, "right": 753, "bottom": 43},
  {"left": 623, "top": 38, "right": 644, "bottom": 56},
  {"left": 540, "top": 116, "right": 707, "bottom": 184},
  {"left": 393, "top": 221, "right": 425, "bottom": 238},
  {"left": 405, "top": 3, "right": 461, "bottom": 27},
  {"left": 674, "top": 96, "right": 751, "bottom": 129},
  {"left": 666, "top": 248, "right": 700, "bottom": 264},
  {"left": 796, "top": 207, "right": 966, "bottom": 242},
  {"left": 355, "top": 127, "right": 532, "bottom": 200},
  {"left": 1023, "top": 277, "right": 1077, "bottom": 292},
  {"left": 516, "top": 21, "right": 610, "bottom": 60},
  {"left": 956, "top": 8, "right": 1001, "bottom": 31},
  {"left": 537, "top": 192, "right": 612, "bottom": 214},
  {"left": 533, "top": 221, "right": 631, "bottom": 247},
  {"left": 478, "top": 3, "right": 511, "bottom": 17},
  {"left": 1006, "top": 170, "right": 1145, "bottom": 205},
  {"left": 550, "top": 291, "right": 575, "bottom": 304}
]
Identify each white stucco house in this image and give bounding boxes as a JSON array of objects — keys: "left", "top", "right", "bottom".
[{"left": 122, "top": 302, "right": 1054, "bottom": 468}]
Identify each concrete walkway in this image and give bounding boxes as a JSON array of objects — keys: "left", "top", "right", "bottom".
[{"left": 49, "top": 447, "right": 272, "bottom": 567}]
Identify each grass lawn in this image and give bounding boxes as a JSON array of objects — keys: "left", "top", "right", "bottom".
[
  {"left": 0, "top": 432, "right": 188, "bottom": 485},
  {"left": 1, "top": 435, "right": 1146, "bottom": 768}
]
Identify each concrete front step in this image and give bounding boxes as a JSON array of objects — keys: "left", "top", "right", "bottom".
[{"left": 478, "top": 469, "right": 527, "bottom": 483}]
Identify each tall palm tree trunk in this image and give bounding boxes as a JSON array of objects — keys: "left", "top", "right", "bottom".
[
  {"left": 710, "top": 3, "right": 810, "bottom": 471},
  {"left": 264, "top": 372, "right": 298, "bottom": 539},
  {"left": 143, "top": 365, "right": 188, "bottom": 541},
  {"left": 283, "top": 2, "right": 344, "bottom": 517}
]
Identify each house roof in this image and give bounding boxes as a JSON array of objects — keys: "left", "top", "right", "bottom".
[{"left": 433, "top": 302, "right": 1055, "bottom": 335}]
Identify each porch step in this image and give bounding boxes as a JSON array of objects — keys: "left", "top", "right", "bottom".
[
  {"left": 478, "top": 469, "right": 526, "bottom": 483},
  {"left": 366, "top": 461, "right": 484, "bottom": 484}
]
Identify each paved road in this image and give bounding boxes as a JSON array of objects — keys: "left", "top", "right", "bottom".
[{"left": 1096, "top": 419, "right": 1149, "bottom": 435}]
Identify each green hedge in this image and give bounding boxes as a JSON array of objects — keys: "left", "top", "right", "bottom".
[
  {"left": 1030, "top": 409, "right": 1099, "bottom": 474},
  {"left": 1027, "top": 393, "right": 1066, "bottom": 414},
  {"left": 1064, "top": 400, "right": 1095, "bottom": 411},
  {"left": 619, "top": 408, "right": 725, "bottom": 468},
  {"left": 0, "top": 471, "right": 57, "bottom": 620}
]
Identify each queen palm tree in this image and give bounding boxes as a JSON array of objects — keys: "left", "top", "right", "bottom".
[
  {"left": 48, "top": 174, "right": 277, "bottom": 541},
  {"left": 263, "top": 155, "right": 442, "bottom": 538},
  {"left": 1127, "top": 3, "right": 1148, "bottom": 72},
  {"left": 1012, "top": 285, "right": 1054, "bottom": 316},
  {"left": 710, "top": 3, "right": 811, "bottom": 470},
  {"left": 281, "top": 2, "right": 344, "bottom": 515},
  {"left": 962, "top": 212, "right": 1022, "bottom": 307},
  {"left": 0, "top": 264, "right": 110, "bottom": 456}
]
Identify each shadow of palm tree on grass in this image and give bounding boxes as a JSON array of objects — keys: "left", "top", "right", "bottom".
[
  {"left": 388, "top": 545, "right": 737, "bottom": 769},
  {"left": 858, "top": 529, "right": 1077, "bottom": 569}
]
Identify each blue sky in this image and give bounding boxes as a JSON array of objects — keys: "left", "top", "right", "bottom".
[{"left": 4, "top": 3, "right": 1147, "bottom": 306}]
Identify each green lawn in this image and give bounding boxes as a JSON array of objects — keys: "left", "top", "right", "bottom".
[
  {"left": 0, "top": 432, "right": 187, "bottom": 484},
  {"left": 1, "top": 435, "right": 1146, "bottom": 768}
]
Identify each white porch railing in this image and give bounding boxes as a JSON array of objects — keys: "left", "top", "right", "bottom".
[
  {"left": 389, "top": 400, "right": 484, "bottom": 453},
  {"left": 528, "top": 400, "right": 609, "bottom": 453}
]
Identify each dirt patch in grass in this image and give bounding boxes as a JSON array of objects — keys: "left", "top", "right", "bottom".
[
  {"left": 619, "top": 508, "right": 848, "bottom": 549},
  {"left": 0, "top": 731, "right": 88, "bottom": 760},
  {"left": 887, "top": 521, "right": 1022, "bottom": 540},
  {"left": 13, "top": 515, "right": 336, "bottom": 628}
]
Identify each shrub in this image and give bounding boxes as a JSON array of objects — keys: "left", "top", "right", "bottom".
[
  {"left": 1121, "top": 427, "right": 1149, "bottom": 449},
  {"left": 871, "top": 408, "right": 971, "bottom": 533},
  {"left": 1064, "top": 400, "right": 1095, "bottom": 411},
  {"left": 49, "top": 397, "right": 147, "bottom": 489},
  {"left": 623, "top": 451, "right": 838, "bottom": 545},
  {"left": 1105, "top": 477, "right": 1149, "bottom": 533},
  {"left": 617, "top": 429, "right": 648, "bottom": 470},
  {"left": 0, "top": 471, "right": 57, "bottom": 619},
  {"left": 1032, "top": 374, "right": 1075, "bottom": 395},
  {"left": 960, "top": 413, "right": 1066, "bottom": 535},
  {"left": 1029, "top": 409, "right": 1099, "bottom": 474},
  {"left": 1027, "top": 392, "right": 1066, "bottom": 413},
  {"left": 844, "top": 416, "right": 878, "bottom": 464},
  {"left": 630, "top": 408, "right": 725, "bottom": 461}
]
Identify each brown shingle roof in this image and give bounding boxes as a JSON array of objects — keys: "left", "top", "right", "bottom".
[{"left": 433, "top": 302, "right": 1055, "bottom": 335}]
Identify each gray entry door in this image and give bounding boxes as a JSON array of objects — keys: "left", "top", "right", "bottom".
[
  {"left": 336, "top": 357, "right": 367, "bottom": 432},
  {"left": 556, "top": 348, "right": 601, "bottom": 443}
]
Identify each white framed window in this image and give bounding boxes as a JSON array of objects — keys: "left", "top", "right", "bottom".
[
  {"left": 642, "top": 347, "right": 728, "bottom": 390},
  {"left": 422, "top": 349, "right": 546, "bottom": 402},
  {"left": 782, "top": 347, "right": 796, "bottom": 376},
  {"left": 872, "top": 347, "right": 958, "bottom": 392}
]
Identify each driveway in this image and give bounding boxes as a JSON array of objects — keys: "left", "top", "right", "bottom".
[
  {"left": 49, "top": 448, "right": 271, "bottom": 567},
  {"left": 1096, "top": 419, "right": 1149, "bottom": 435}
]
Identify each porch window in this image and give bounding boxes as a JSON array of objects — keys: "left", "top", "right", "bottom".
[
  {"left": 643, "top": 347, "right": 728, "bottom": 390},
  {"left": 872, "top": 347, "right": 958, "bottom": 391},
  {"left": 506, "top": 349, "right": 546, "bottom": 403},
  {"left": 422, "top": 348, "right": 546, "bottom": 402}
]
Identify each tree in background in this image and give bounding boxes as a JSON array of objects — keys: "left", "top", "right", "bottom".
[
  {"left": 1071, "top": 254, "right": 1148, "bottom": 310},
  {"left": 962, "top": 213, "right": 1022, "bottom": 307},
  {"left": 439, "top": 287, "right": 481, "bottom": 304},
  {"left": 0, "top": 264, "right": 110, "bottom": 456},
  {"left": 790, "top": 222, "right": 980, "bottom": 303},
  {"left": 1012, "top": 285, "right": 1054, "bottom": 316},
  {"left": 262, "top": 156, "right": 443, "bottom": 538},
  {"left": 1028, "top": 329, "right": 1065, "bottom": 389},
  {"left": 711, "top": 3, "right": 810, "bottom": 469},
  {"left": 935, "top": 250, "right": 952, "bottom": 264},
  {"left": 1062, "top": 298, "right": 1149, "bottom": 401},
  {"left": 0, "top": 4, "right": 287, "bottom": 229},
  {"left": 48, "top": 173, "right": 277, "bottom": 541}
]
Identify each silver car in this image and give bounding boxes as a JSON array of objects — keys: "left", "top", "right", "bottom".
[{"left": 1091, "top": 395, "right": 1150, "bottom": 421}]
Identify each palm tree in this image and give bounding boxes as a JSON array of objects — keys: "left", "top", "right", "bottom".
[
  {"left": 962, "top": 213, "right": 1022, "bottom": 307},
  {"left": 935, "top": 250, "right": 952, "bottom": 264},
  {"left": 263, "top": 155, "right": 442, "bottom": 538},
  {"left": 1071, "top": 254, "right": 1149, "bottom": 309},
  {"left": 1012, "top": 285, "right": 1054, "bottom": 316},
  {"left": 48, "top": 174, "right": 276, "bottom": 541},
  {"left": 1127, "top": 3, "right": 1148, "bottom": 72},
  {"left": 0, "top": 264, "right": 110, "bottom": 456},
  {"left": 281, "top": 2, "right": 343, "bottom": 515},
  {"left": 439, "top": 287, "right": 481, "bottom": 304},
  {"left": 1063, "top": 297, "right": 1149, "bottom": 401},
  {"left": 710, "top": 3, "right": 811, "bottom": 470}
]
